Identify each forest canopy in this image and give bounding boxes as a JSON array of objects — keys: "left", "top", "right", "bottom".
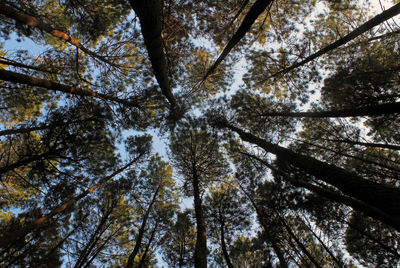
[{"left": 1, "top": 0, "right": 400, "bottom": 267}]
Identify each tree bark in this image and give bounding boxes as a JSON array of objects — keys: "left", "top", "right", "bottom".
[
  {"left": 0, "top": 155, "right": 142, "bottom": 249},
  {"left": 0, "top": 69, "right": 141, "bottom": 107},
  {"left": 126, "top": 184, "right": 161, "bottom": 268},
  {"left": 128, "top": 0, "right": 179, "bottom": 113},
  {"left": 268, "top": 2, "right": 400, "bottom": 78},
  {"left": 260, "top": 102, "right": 400, "bottom": 118},
  {"left": 221, "top": 122, "right": 400, "bottom": 226},
  {"left": 0, "top": 3, "right": 118, "bottom": 66}
]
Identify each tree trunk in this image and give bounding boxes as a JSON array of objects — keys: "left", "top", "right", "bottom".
[
  {"left": 138, "top": 220, "right": 159, "bottom": 268},
  {"left": 128, "top": 0, "right": 179, "bottom": 113},
  {"left": 0, "top": 156, "right": 141, "bottom": 249},
  {"left": 219, "top": 217, "right": 234, "bottom": 268},
  {"left": 74, "top": 208, "right": 114, "bottom": 268},
  {"left": 327, "top": 138, "right": 400, "bottom": 151},
  {"left": 0, "top": 3, "right": 117, "bottom": 66},
  {"left": 0, "top": 58, "right": 60, "bottom": 74},
  {"left": 202, "top": 0, "right": 273, "bottom": 83},
  {"left": 300, "top": 213, "right": 344, "bottom": 268},
  {"left": 0, "top": 69, "right": 141, "bottom": 108},
  {"left": 260, "top": 102, "right": 400, "bottom": 118},
  {"left": 192, "top": 169, "right": 207, "bottom": 268},
  {"left": 126, "top": 184, "right": 161, "bottom": 268},
  {"left": 278, "top": 215, "right": 323, "bottom": 268},
  {"left": 236, "top": 181, "right": 289, "bottom": 268},
  {"left": 0, "top": 124, "right": 50, "bottom": 137},
  {"left": 222, "top": 122, "right": 400, "bottom": 227},
  {"left": 0, "top": 148, "right": 63, "bottom": 176},
  {"left": 267, "top": 2, "right": 400, "bottom": 78}
]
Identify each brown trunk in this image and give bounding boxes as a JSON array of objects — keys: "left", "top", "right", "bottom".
[
  {"left": 126, "top": 184, "right": 161, "bottom": 268},
  {"left": 223, "top": 122, "right": 400, "bottom": 224},
  {"left": 260, "top": 102, "right": 400, "bottom": 118},
  {"left": 0, "top": 69, "right": 141, "bottom": 107},
  {"left": 268, "top": 2, "right": 400, "bottom": 78},
  {"left": 0, "top": 156, "right": 141, "bottom": 249},
  {"left": 0, "top": 3, "right": 117, "bottom": 66}
]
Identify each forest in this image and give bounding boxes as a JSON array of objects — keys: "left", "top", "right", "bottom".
[{"left": 0, "top": 0, "right": 400, "bottom": 267}]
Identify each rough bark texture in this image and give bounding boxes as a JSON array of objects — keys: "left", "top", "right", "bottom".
[
  {"left": 128, "top": 0, "right": 178, "bottom": 112},
  {"left": 0, "top": 69, "right": 140, "bottom": 107},
  {"left": 0, "top": 3, "right": 117, "bottom": 66},
  {"left": 222, "top": 122, "right": 400, "bottom": 228},
  {"left": 268, "top": 2, "right": 400, "bottom": 78},
  {"left": 260, "top": 102, "right": 400, "bottom": 118}
]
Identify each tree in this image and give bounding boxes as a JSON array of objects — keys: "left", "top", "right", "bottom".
[{"left": 169, "top": 118, "right": 229, "bottom": 268}]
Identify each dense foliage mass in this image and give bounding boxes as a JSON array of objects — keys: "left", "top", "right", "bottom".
[{"left": 1, "top": 0, "right": 400, "bottom": 267}]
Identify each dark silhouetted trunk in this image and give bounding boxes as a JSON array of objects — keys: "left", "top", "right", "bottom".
[
  {"left": 192, "top": 167, "right": 207, "bottom": 268},
  {"left": 138, "top": 221, "right": 159, "bottom": 268},
  {"left": 126, "top": 184, "right": 161, "bottom": 268},
  {"left": 0, "top": 69, "right": 141, "bottom": 107},
  {"left": 278, "top": 216, "right": 322, "bottom": 268},
  {"left": 327, "top": 138, "right": 400, "bottom": 151},
  {"left": 268, "top": 2, "right": 400, "bottom": 78},
  {"left": 260, "top": 102, "right": 400, "bottom": 118},
  {"left": 128, "top": 0, "right": 179, "bottom": 113},
  {"left": 222, "top": 122, "right": 400, "bottom": 229},
  {"left": 219, "top": 216, "right": 233, "bottom": 268},
  {"left": 202, "top": 0, "right": 274, "bottom": 83}
]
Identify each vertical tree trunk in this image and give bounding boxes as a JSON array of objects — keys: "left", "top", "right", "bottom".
[
  {"left": 219, "top": 217, "right": 234, "bottom": 268},
  {"left": 192, "top": 169, "right": 207, "bottom": 268},
  {"left": 126, "top": 184, "right": 161, "bottom": 268}
]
